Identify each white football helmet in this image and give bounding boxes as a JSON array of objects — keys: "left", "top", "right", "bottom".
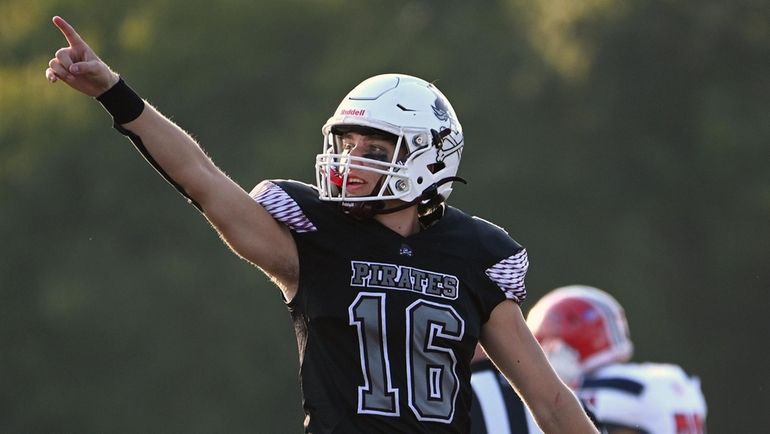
[
  {"left": 526, "top": 285, "right": 634, "bottom": 383},
  {"left": 316, "top": 74, "right": 464, "bottom": 214}
]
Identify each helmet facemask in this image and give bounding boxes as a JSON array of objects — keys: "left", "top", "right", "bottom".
[{"left": 316, "top": 125, "right": 411, "bottom": 205}]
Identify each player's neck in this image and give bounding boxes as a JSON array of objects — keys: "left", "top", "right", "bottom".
[{"left": 374, "top": 203, "right": 420, "bottom": 237}]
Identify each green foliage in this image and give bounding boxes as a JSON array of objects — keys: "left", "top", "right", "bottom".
[{"left": 1, "top": 0, "right": 768, "bottom": 431}]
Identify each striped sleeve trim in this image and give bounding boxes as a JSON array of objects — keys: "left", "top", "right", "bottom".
[
  {"left": 485, "top": 249, "right": 529, "bottom": 303},
  {"left": 250, "top": 181, "right": 317, "bottom": 233}
]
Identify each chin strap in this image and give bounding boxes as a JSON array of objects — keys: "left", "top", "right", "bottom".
[
  {"left": 375, "top": 176, "right": 468, "bottom": 214},
  {"left": 339, "top": 176, "right": 467, "bottom": 219}
]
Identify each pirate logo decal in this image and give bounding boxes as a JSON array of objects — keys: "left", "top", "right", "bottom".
[{"left": 431, "top": 97, "right": 464, "bottom": 162}]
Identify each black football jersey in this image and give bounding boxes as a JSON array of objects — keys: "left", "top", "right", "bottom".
[{"left": 251, "top": 180, "right": 528, "bottom": 434}]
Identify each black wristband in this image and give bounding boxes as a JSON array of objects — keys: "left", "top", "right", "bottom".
[{"left": 96, "top": 77, "right": 145, "bottom": 124}]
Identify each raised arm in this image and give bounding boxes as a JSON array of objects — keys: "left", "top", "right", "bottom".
[
  {"left": 480, "top": 300, "right": 599, "bottom": 434},
  {"left": 45, "top": 16, "right": 299, "bottom": 298}
]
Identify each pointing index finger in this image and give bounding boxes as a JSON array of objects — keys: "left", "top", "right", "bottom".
[{"left": 52, "top": 16, "right": 85, "bottom": 48}]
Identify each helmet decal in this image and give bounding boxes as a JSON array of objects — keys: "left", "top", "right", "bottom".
[
  {"left": 430, "top": 97, "right": 463, "bottom": 163},
  {"left": 432, "top": 97, "right": 450, "bottom": 122},
  {"left": 436, "top": 127, "right": 463, "bottom": 163}
]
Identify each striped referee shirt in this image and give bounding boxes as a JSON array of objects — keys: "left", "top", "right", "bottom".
[{"left": 470, "top": 360, "right": 543, "bottom": 434}]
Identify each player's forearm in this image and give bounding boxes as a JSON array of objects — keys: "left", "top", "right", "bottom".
[
  {"left": 121, "top": 103, "right": 217, "bottom": 195},
  {"left": 96, "top": 79, "right": 223, "bottom": 209},
  {"left": 532, "top": 387, "right": 599, "bottom": 434}
]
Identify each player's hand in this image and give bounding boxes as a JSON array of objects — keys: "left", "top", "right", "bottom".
[{"left": 45, "top": 16, "right": 119, "bottom": 97}]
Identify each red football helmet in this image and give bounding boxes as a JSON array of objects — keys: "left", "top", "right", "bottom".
[{"left": 526, "top": 285, "right": 633, "bottom": 383}]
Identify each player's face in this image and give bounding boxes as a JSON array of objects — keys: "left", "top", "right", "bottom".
[{"left": 338, "top": 132, "right": 398, "bottom": 197}]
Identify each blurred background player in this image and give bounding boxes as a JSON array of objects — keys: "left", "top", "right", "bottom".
[{"left": 526, "top": 285, "right": 707, "bottom": 434}]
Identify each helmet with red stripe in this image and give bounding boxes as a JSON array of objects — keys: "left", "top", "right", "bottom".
[{"left": 526, "top": 285, "right": 633, "bottom": 386}]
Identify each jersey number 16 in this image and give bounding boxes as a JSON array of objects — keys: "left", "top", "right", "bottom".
[{"left": 349, "top": 292, "right": 466, "bottom": 424}]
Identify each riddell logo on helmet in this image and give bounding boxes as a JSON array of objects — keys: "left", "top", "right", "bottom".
[{"left": 340, "top": 109, "right": 366, "bottom": 116}]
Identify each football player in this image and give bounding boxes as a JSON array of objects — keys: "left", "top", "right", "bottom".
[
  {"left": 46, "top": 15, "right": 598, "bottom": 434},
  {"left": 526, "top": 285, "right": 707, "bottom": 434}
]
